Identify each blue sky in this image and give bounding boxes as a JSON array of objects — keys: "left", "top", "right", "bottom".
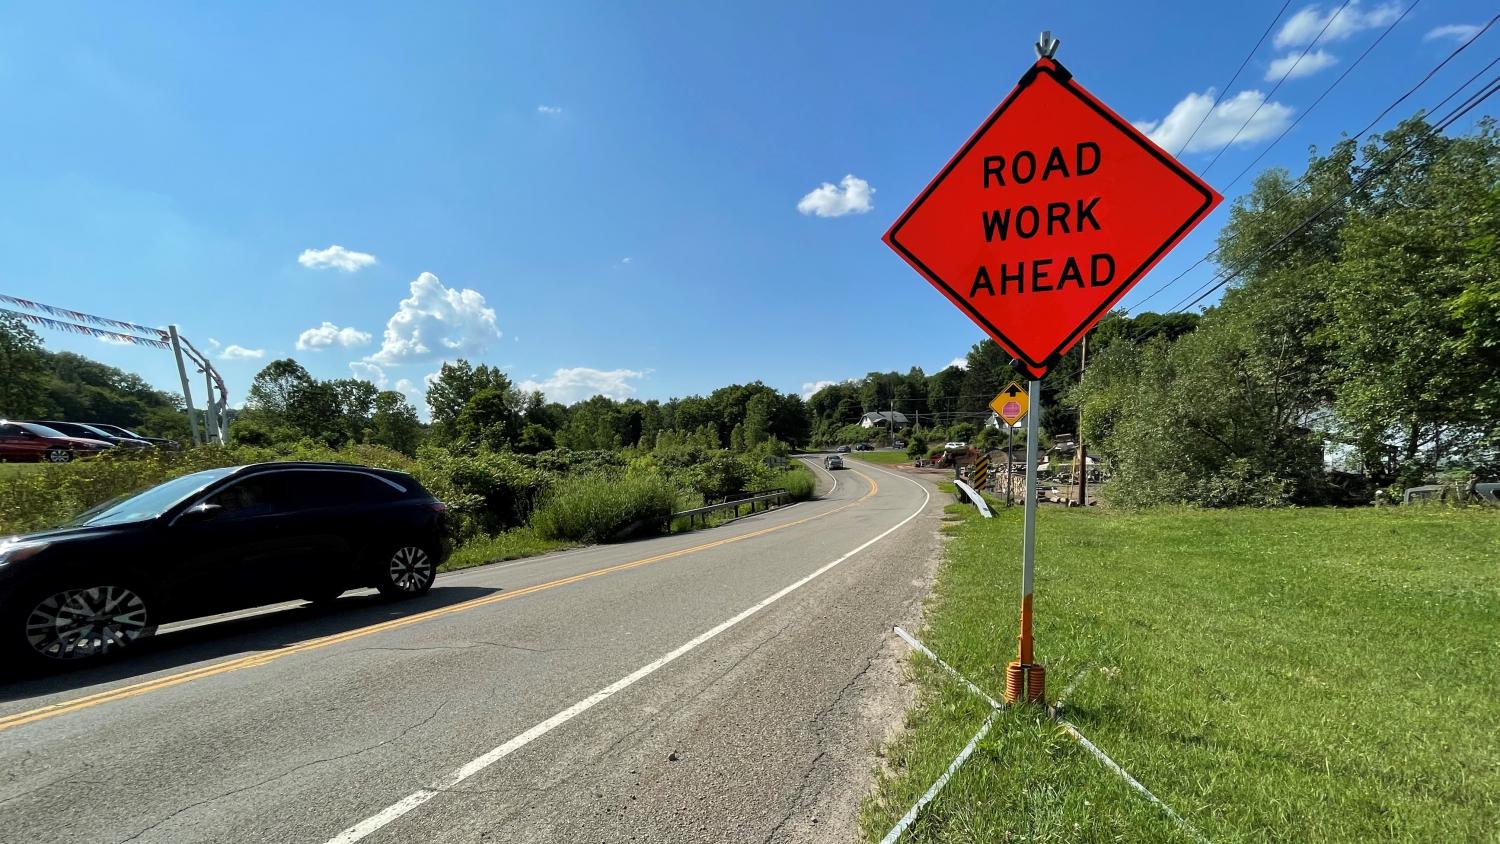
[{"left": 1, "top": 1, "right": 1493, "bottom": 414}]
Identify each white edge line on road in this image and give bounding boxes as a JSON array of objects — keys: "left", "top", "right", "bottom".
[
  {"left": 878, "top": 711, "right": 996, "bottom": 844},
  {"left": 802, "top": 454, "right": 839, "bottom": 497},
  {"left": 324, "top": 463, "right": 931, "bottom": 844}
]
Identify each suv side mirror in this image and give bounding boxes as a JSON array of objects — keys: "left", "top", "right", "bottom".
[{"left": 177, "top": 503, "right": 223, "bottom": 523}]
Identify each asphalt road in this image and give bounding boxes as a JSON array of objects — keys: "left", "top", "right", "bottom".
[{"left": 0, "top": 458, "right": 944, "bottom": 844}]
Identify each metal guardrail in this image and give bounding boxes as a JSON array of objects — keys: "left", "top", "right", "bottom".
[
  {"left": 667, "top": 488, "right": 793, "bottom": 529},
  {"left": 952, "top": 480, "right": 993, "bottom": 518}
]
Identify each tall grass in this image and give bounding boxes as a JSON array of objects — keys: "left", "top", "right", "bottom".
[
  {"left": 774, "top": 466, "right": 816, "bottom": 501},
  {"left": 531, "top": 473, "right": 679, "bottom": 543}
]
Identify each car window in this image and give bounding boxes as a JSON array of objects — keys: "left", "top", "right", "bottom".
[
  {"left": 0, "top": 423, "right": 19, "bottom": 436},
  {"left": 18, "top": 422, "right": 67, "bottom": 438},
  {"left": 290, "top": 470, "right": 401, "bottom": 504},
  {"left": 208, "top": 473, "right": 305, "bottom": 516},
  {"left": 73, "top": 467, "right": 240, "bottom": 526}
]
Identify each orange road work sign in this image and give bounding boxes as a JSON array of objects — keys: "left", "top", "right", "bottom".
[{"left": 883, "top": 58, "right": 1222, "bottom": 378}]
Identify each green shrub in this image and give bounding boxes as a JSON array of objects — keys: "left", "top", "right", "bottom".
[
  {"left": 774, "top": 466, "right": 816, "bottom": 501},
  {"left": 0, "top": 443, "right": 419, "bottom": 536},
  {"left": 413, "top": 447, "right": 551, "bottom": 539},
  {"left": 532, "top": 473, "right": 679, "bottom": 543}
]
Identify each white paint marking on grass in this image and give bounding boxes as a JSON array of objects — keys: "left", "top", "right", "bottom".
[
  {"left": 1057, "top": 720, "right": 1211, "bottom": 843},
  {"left": 323, "top": 464, "right": 931, "bottom": 844},
  {"left": 893, "top": 626, "right": 1002, "bottom": 710},
  {"left": 891, "top": 625, "right": 1209, "bottom": 842},
  {"left": 1050, "top": 663, "right": 1093, "bottom": 715},
  {"left": 878, "top": 711, "right": 997, "bottom": 844}
]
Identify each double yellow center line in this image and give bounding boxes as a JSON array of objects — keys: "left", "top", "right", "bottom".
[{"left": 0, "top": 467, "right": 877, "bottom": 734}]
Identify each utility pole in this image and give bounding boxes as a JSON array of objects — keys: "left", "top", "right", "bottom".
[
  {"left": 168, "top": 325, "right": 202, "bottom": 446},
  {"left": 1076, "top": 333, "right": 1088, "bottom": 506}
]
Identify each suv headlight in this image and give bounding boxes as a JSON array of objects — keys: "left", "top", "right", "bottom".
[{"left": 0, "top": 539, "right": 50, "bottom": 567}]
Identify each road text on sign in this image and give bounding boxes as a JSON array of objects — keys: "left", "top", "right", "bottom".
[
  {"left": 990, "top": 382, "right": 1030, "bottom": 427},
  {"left": 883, "top": 58, "right": 1222, "bottom": 378}
]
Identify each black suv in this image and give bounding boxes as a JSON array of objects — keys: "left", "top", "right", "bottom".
[{"left": 0, "top": 462, "right": 449, "bottom": 668}]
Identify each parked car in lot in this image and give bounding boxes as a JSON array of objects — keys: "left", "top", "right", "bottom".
[
  {"left": 824, "top": 454, "right": 845, "bottom": 469},
  {"left": 86, "top": 423, "right": 181, "bottom": 451},
  {"left": 26, "top": 421, "right": 152, "bottom": 450},
  {"left": 0, "top": 462, "right": 450, "bottom": 668},
  {"left": 944, "top": 441, "right": 968, "bottom": 451},
  {"left": 0, "top": 421, "right": 112, "bottom": 463}
]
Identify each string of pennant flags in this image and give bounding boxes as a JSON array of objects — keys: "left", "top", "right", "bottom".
[
  {"left": 0, "top": 293, "right": 168, "bottom": 342},
  {"left": 1, "top": 307, "right": 173, "bottom": 350}
]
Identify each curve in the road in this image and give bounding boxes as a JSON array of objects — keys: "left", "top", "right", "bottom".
[{"left": 325, "top": 461, "right": 931, "bottom": 844}]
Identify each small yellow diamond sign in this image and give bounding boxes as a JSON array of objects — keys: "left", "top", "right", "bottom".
[{"left": 989, "top": 382, "right": 1029, "bottom": 427}]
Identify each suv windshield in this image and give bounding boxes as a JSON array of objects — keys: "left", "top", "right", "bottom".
[{"left": 71, "top": 467, "right": 240, "bottom": 527}]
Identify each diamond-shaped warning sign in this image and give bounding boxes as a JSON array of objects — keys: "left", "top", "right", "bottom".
[{"left": 883, "top": 58, "right": 1221, "bottom": 378}]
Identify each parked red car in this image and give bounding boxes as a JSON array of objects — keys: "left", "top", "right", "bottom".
[{"left": 0, "top": 420, "right": 112, "bottom": 463}]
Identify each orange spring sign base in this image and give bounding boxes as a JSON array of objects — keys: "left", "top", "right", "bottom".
[{"left": 1004, "top": 661, "right": 1047, "bottom": 705}]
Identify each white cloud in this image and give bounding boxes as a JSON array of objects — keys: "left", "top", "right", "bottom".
[
  {"left": 1424, "top": 24, "right": 1481, "bottom": 42},
  {"left": 366, "top": 272, "right": 501, "bottom": 365},
  {"left": 1135, "top": 89, "right": 1294, "bottom": 154},
  {"left": 97, "top": 334, "right": 133, "bottom": 346},
  {"left": 207, "top": 338, "right": 222, "bottom": 351},
  {"left": 348, "top": 361, "right": 387, "bottom": 388},
  {"left": 797, "top": 174, "right": 875, "bottom": 217},
  {"left": 297, "top": 244, "right": 377, "bottom": 272},
  {"left": 1266, "top": 49, "right": 1337, "bottom": 81},
  {"left": 1274, "top": 2, "right": 1400, "bottom": 48},
  {"left": 220, "top": 344, "right": 264, "bottom": 360},
  {"left": 947, "top": 357, "right": 968, "bottom": 371},
  {"left": 537, "top": 105, "right": 563, "bottom": 115},
  {"left": 519, "top": 367, "right": 647, "bottom": 404},
  {"left": 297, "top": 321, "right": 372, "bottom": 351},
  {"left": 801, "top": 380, "right": 838, "bottom": 400}
]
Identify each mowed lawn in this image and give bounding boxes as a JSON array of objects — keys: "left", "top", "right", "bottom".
[
  {"left": 850, "top": 451, "right": 912, "bottom": 465},
  {"left": 862, "top": 504, "right": 1500, "bottom": 843}
]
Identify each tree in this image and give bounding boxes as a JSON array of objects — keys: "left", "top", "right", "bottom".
[
  {"left": 369, "top": 391, "right": 423, "bottom": 454},
  {"left": 743, "top": 393, "right": 771, "bottom": 448},
  {"left": 426, "top": 360, "right": 516, "bottom": 432},
  {"left": 0, "top": 314, "right": 48, "bottom": 417},
  {"left": 455, "top": 385, "right": 523, "bottom": 450}
]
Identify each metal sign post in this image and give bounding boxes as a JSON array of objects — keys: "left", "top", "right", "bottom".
[{"left": 1006, "top": 378, "right": 1046, "bottom": 704}]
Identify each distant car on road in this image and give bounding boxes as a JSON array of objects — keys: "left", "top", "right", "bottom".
[
  {"left": 893, "top": 440, "right": 906, "bottom": 449},
  {"left": 944, "top": 441, "right": 968, "bottom": 451},
  {"left": 27, "top": 421, "right": 152, "bottom": 450},
  {"left": 0, "top": 421, "right": 112, "bottom": 463},
  {"left": 86, "top": 423, "right": 181, "bottom": 451},
  {"left": 835, "top": 445, "right": 851, "bottom": 453},
  {"left": 0, "top": 462, "right": 450, "bottom": 668},
  {"left": 824, "top": 454, "right": 844, "bottom": 469},
  {"left": 854, "top": 443, "right": 873, "bottom": 451}
]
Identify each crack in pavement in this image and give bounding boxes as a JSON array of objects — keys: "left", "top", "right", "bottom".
[
  {"left": 762, "top": 646, "right": 881, "bottom": 843},
  {"left": 110, "top": 702, "right": 449, "bottom": 844}
]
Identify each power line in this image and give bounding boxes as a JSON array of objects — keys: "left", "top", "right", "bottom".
[
  {"left": 1174, "top": 0, "right": 1295, "bottom": 157},
  {"left": 1202, "top": 0, "right": 1355, "bottom": 175},
  {"left": 1126, "top": 20, "right": 1499, "bottom": 313},
  {"left": 1218, "top": 0, "right": 1425, "bottom": 194},
  {"left": 1041, "top": 71, "right": 1500, "bottom": 388}
]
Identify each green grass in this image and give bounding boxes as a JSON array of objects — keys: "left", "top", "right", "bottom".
[
  {"left": 0, "top": 463, "right": 43, "bottom": 479},
  {"left": 850, "top": 451, "right": 911, "bottom": 465},
  {"left": 441, "top": 527, "right": 573, "bottom": 572},
  {"left": 863, "top": 505, "right": 1500, "bottom": 843}
]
